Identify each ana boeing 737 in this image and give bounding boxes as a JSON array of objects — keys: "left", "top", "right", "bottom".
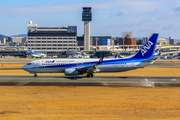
[{"left": 22, "top": 33, "right": 159, "bottom": 77}]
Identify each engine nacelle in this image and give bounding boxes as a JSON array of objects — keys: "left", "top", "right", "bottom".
[{"left": 65, "top": 68, "right": 78, "bottom": 75}]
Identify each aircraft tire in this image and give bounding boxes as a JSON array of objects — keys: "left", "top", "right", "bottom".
[
  {"left": 86, "top": 73, "right": 90, "bottom": 78},
  {"left": 90, "top": 73, "right": 93, "bottom": 77},
  {"left": 34, "top": 74, "right": 37, "bottom": 77}
]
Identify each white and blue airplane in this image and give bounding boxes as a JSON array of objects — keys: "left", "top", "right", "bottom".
[
  {"left": 163, "top": 53, "right": 180, "bottom": 59},
  {"left": 22, "top": 33, "right": 159, "bottom": 77},
  {"left": 30, "top": 48, "right": 46, "bottom": 58}
]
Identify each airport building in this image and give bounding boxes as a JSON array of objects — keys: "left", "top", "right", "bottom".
[
  {"left": 0, "top": 37, "right": 6, "bottom": 44},
  {"left": 169, "top": 37, "right": 175, "bottom": 45},
  {"left": 9, "top": 37, "right": 26, "bottom": 43},
  {"left": 157, "top": 38, "right": 169, "bottom": 45},
  {"left": 82, "top": 7, "right": 92, "bottom": 51},
  {"left": 121, "top": 34, "right": 137, "bottom": 49},
  {"left": 77, "top": 36, "right": 114, "bottom": 50},
  {"left": 27, "top": 21, "right": 77, "bottom": 51}
]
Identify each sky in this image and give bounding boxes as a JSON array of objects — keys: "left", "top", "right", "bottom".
[{"left": 0, "top": 0, "right": 180, "bottom": 38}]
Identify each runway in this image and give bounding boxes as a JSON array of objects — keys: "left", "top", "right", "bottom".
[{"left": 0, "top": 75, "right": 180, "bottom": 87}]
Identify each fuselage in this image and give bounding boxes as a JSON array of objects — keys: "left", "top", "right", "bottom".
[
  {"left": 22, "top": 58, "right": 153, "bottom": 74},
  {"left": 31, "top": 53, "right": 46, "bottom": 58}
]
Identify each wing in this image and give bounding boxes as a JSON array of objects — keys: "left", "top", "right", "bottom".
[{"left": 78, "top": 55, "right": 104, "bottom": 73}]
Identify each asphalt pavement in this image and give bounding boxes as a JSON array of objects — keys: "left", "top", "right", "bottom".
[{"left": 0, "top": 75, "right": 180, "bottom": 87}]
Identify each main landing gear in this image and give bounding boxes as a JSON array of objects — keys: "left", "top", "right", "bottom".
[{"left": 86, "top": 73, "right": 93, "bottom": 78}]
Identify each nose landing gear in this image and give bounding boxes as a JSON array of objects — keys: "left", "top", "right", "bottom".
[{"left": 34, "top": 73, "right": 37, "bottom": 77}]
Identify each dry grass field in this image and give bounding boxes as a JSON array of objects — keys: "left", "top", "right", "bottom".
[{"left": 0, "top": 87, "right": 180, "bottom": 120}]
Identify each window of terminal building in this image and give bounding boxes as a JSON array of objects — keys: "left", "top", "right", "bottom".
[
  {"left": 42, "top": 44, "right": 46, "bottom": 46},
  {"left": 36, "top": 48, "right": 41, "bottom": 49},
  {"left": 28, "top": 38, "right": 30, "bottom": 39},
  {"left": 47, "top": 41, "right": 51, "bottom": 43},
  {"left": 36, "top": 41, "right": 41, "bottom": 43},
  {"left": 42, "top": 48, "right": 46, "bottom": 49},
  {"left": 69, "top": 38, "right": 73, "bottom": 39},
  {"left": 47, "top": 48, "right": 51, "bottom": 49},
  {"left": 58, "top": 44, "right": 62, "bottom": 46},
  {"left": 52, "top": 48, "right": 57, "bottom": 49},
  {"left": 63, "top": 38, "right": 67, "bottom": 39},
  {"left": 69, "top": 44, "right": 73, "bottom": 46},
  {"left": 31, "top": 44, "right": 35, "bottom": 46},
  {"left": 58, "top": 38, "right": 62, "bottom": 39},
  {"left": 28, "top": 41, "right": 30, "bottom": 43},
  {"left": 37, "top": 38, "right": 41, "bottom": 39},
  {"left": 58, "top": 48, "right": 62, "bottom": 49},
  {"left": 53, "top": 38, "right": 57, "bottom": 39},
  {"left": 47, "top": 44, "right": 51, "bottom": 46},
  {"left": 31, "top": 38, "right": 35, "bottom": 39},
  {"left": 31, "top": 41, "right": 35, "bottom": 43},
  {"left": 63, "top": 44, "right": 67, "bottom": 46},
  {"left": 58, "top": 41, "right": 62, "bottom": 43},
  {"left": 63, "top": 41, "right": 67, "bottom": 43},
  {"left": 69, "top": 41, "right": 73, "bottom": 43},
  {"left": 42, "top": 38, "right": 46, "bottom": 39},
  {"left": 74, "top": 38, "right": 76, "bottom": 39},
  {"left": 52, "top": 44, "right": 57, "bottom": 46},
  {"left": 52, "top": 41, "right": 57, "bottom": 43},
  {"left": 42, "top": 41, "right": 46, "bottom": 43},
  {"left": 47, "top": 38, "right": 51, "bottom": 39},
  {"left": 36, "top": 44, "right": 41, "bottom": 46}
]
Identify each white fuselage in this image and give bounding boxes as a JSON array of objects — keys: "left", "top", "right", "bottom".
[{"left": 22, "top": 58, "right": 152, "bottom": 74}]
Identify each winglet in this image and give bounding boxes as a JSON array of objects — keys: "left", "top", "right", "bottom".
[
  {"left": 97, "top": 55, "right": 104, "bottom": 64},
  {"left": 115, "top": 54, "right": 118, "bottom": 58}
]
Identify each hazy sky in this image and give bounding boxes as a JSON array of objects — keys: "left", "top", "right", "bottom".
[{"left": 0, "top": 0, "right": 180, "bottom": 38}]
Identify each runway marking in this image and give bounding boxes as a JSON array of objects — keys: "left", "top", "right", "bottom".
[
  {"left": 144, "top": 78, "right": 155, "bottom": 87},
  {"left": 171, "top": 79, "right": 177, "bottom": 81},
  {"left": 16, "top": 79, "right": 33, "bottom": 86}
]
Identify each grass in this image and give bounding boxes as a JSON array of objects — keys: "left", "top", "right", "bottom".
[{"left": 0, "top": 87, "right": 180, "bottom": 120}]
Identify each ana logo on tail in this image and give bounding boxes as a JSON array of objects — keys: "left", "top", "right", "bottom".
[{"left": 141, "top": 41, "right": 154, "bottom": 56}]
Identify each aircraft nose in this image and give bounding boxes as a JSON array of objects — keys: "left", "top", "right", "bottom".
[{"left": 21, "top": 65, "right": 26, "bottom": 70}]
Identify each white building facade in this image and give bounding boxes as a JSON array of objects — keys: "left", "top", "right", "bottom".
[{"left": 27, "top": 21, "right": 77, "bottom": 51}]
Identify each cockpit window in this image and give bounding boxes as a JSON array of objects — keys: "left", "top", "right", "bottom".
[{"left": 27, "top": 63, "right": 32, "bottom": 65}]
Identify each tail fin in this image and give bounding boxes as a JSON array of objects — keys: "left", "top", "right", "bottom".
[
  {"left": 115, "top": 54, "right": 118, "bottom": 58},
  {"left": 132, "top": 33, "right": 159, "bottom": 59},
  {"left": 30, "top": 48, "right": 34, "bottom": 55},
  {"left": 158, "top": 51, "right": 161, "bottom": 56}
]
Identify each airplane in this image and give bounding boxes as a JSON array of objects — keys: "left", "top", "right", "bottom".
[
  {"left": 22, "top": 33, "right": 159, "bottom": 78},
  {"left": 153, "top": 51, "right": 161, "bottom": 60},
  {"left": 161, "top": 53, "right": 180, "bottom": 59},
  {"left": 72, "top": 52, "right": 81, "bottom": 58},
  {"left": 30, "top": 48, "right": 46, "bottom": 58}
]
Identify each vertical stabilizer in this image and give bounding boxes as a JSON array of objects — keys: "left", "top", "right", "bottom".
[{"left": 132, "top": 33, "right": 159, "bottom": 59}]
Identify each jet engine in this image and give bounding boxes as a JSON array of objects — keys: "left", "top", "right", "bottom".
[{"left": 65, "top": 68, "right": 79, "bottom": 75}]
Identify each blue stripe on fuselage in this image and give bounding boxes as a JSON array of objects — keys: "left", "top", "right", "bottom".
[{"left": 38, "top": 58, "right": 145, "bottom": 69}]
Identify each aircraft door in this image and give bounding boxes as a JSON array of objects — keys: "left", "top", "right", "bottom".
[{"left": 131, "top": 60, "right": 135, "bottom": 67}]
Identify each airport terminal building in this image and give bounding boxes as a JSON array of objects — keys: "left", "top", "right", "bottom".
[{"left": 27, "top": 21, "right": 77, "bottom": 51}]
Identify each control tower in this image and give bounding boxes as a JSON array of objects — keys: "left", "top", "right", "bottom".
[{"left": 82, "top": 7, "right": 92, "bottom": 50}]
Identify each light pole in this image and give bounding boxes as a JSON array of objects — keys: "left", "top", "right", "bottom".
[
  {"left": 123, "top": 38, "right": 124, "bottom": 52},
  {"left": 113, "top": 37, "right": 116, "bottom": 52},
  {"left": 95, "top": 38, "right": 99, "bottom": 51}
]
